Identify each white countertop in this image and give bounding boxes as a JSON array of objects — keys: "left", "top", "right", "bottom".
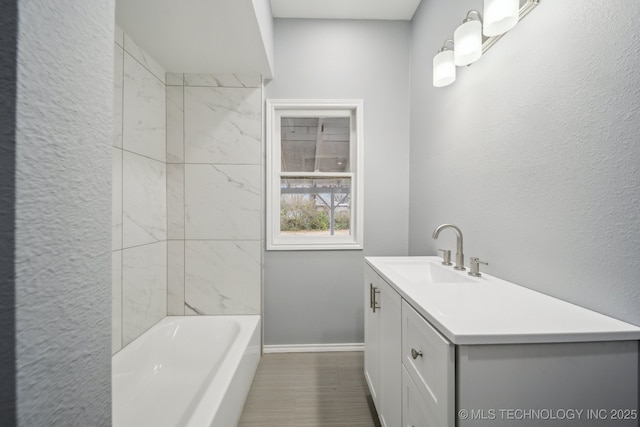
[{"left": 366, "top": 256, "right": 640, "bottom": 345}]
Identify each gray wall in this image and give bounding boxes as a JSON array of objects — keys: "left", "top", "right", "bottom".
[
  {"left": 15, "top": 1, "right": 113, "bottom": 424},
  {"left": 409, "top": 1, "right": 640, "bottom": 326},
  {"left": 264, "top": 19, "right": 411, "bottom": 345}
]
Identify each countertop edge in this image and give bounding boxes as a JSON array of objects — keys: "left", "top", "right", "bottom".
[{"left": 365, "top": 256, "right": 640, "bottom": 346}]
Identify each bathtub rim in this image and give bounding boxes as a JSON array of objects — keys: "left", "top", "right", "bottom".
[
  {"left": 184, "top": 314, "right": 261, "bottom": 427},
  {"left": 112, "top": 314, "right": 261, "bottom": 427}
]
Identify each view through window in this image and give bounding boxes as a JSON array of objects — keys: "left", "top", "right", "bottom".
[{"left": 280, "top": 117, "right": 351, "bottom": 237}]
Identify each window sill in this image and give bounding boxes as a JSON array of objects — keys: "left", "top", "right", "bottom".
[{"left": 267, "top": 241, "right": 363, "bottom": 251}]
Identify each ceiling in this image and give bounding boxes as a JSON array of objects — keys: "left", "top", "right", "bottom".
[
  {"left": 116, "top": 0, "right": 420, "bottom": 75},
  {"left": 116, "top": 0, "right": 272, "bottom": 75},
  {"left": 270, "top": 0, "right": 422, "bottom": 20}
]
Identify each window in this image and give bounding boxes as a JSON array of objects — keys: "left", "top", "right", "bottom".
[{"left": 266, "top": 100, "right": 364, "bottom": 250}]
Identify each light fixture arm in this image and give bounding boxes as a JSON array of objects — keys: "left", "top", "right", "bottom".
[
  {"left": 437, "top": 39, "right": 454, "bottom": 54},
  {"left": 463, "top": 10, "right": 483, "bottom": 24}
]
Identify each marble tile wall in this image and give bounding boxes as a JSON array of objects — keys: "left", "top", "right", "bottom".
[
  {"left": 113, "top": 27, "right": 167, "bottom": 354},
  {"left": 184, "top": 164, "right": 261, "bottom": 240},
  {"left": 166, "top": 73, "right": 263, "bottom": 316}
]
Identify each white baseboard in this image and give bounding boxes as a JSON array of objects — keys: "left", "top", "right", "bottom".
[{"left": 263, "top": 343, "right": 364, "bottom": 353}]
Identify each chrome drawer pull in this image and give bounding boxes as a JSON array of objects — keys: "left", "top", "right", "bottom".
[
  {"left": 369, "top": 283, "right": 374, "bottom": 309},
  {"left": 372, "top": 287, "right": 380, "bottom": 313},
  {"left": 411, "top": 348, "right": 423, "bottom": 360}
]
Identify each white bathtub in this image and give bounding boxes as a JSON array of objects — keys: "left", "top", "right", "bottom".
[{"left": 112, "top": 315, "right": 261, "bottom": 427}]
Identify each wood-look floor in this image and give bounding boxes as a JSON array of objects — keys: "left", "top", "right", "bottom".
[{"left": 239, "top": 351, "right": 381, "bottom": 427}]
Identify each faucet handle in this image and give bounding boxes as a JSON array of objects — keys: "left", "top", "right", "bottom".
[
  {"left": 438, "top": 249, "right": 453, "bottom": 266},
  {"left": 468, "top": 257, "right": 488, "bottom": 277}
]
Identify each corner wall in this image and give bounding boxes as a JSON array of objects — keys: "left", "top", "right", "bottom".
[
  {"left": 112, "top": 28, "right": 167, "bottom": 353},
  {"left": 409, "top": 1, "right": 640, "bottom": 326},
  {"left": 251, "top": 0, "right": 275, "bottom": 78},
  {"left": 15, "top": 1, "right": 113, "bottom": 423},
  {"left": 263, "top": 19, "right": 411, "bottom": 346}
]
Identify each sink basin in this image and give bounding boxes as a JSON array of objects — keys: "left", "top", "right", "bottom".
[{"left": 383, "top": 260, "right": 476, "bottom": 284}]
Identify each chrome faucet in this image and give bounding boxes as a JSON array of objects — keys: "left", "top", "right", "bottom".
[{"left": 432, "top": 224, "right": 465, "bottom": 271}]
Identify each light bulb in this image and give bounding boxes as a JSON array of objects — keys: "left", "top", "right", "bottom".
[
  {"left": 483, "top": 0, "right": 519, "bottom": 36},
  {"left": 433, "top": 50, "right": 455, "bottom": 87},
  {"left": 454, "top": 19, "right": 482, "bottom": 66}
]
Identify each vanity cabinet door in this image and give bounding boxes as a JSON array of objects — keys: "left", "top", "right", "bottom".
[
  {"left": 377, "top": 276, "right": 402, "bottom": 427},
  {"left": 402, "top": 365, "right": 431, "bottom": 427},
  {"left": 402, "top": 300, "right": 455, "bottom": 427},
  {"left": 364, "top": 264, "right": 402, "bottom": 427},
  {"left": 364, "top": 264, "right": 380, "bottom": 404}
]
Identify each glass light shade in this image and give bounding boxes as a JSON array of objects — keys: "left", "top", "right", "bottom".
[
  {"left": 483, "top": 0, "right": 519, "bottom": 36},
  {"left": 433, "top": 50, "right": 455, "bottom": 87},
  {"left": 454, "top": 20, "right": 482, "bottom": 66}
]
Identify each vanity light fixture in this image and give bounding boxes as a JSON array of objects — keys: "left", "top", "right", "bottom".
[
  {"left": 454, "top": 10, "right": 483, "bottom": 66},
  {"left": 433, "top": 39, "right": 455, "bottom": 87},
  {"left": 432, "top": 0, "right": 540, "bottom": 88},
  {"left": 483, "top": 0, "right": 520, "bottom": 36}
]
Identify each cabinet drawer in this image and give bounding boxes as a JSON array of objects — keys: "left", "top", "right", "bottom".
[{"left": 402, "top": 300, "right": 454, "bottom": 427}]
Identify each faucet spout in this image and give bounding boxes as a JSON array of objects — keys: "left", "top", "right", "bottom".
[{"left": 432, "top": 224, "right": 465, "bottom": 270}]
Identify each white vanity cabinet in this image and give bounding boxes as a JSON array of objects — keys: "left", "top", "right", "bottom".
[
  {"left": 364, "top": 264, "right": 401, "bottom": 427},
  {"left": 364, "top": 257, "right": 640, "bottom": 427}
]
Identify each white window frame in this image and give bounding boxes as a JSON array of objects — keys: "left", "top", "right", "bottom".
[{"left": 266, "top": 99, "right": 364, "bottom": 251}]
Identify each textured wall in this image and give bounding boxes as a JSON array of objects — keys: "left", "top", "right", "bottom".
[
  {"left": 409, "top": 1, "right": 640, "bottom": 326},
  {"left": 112, "top": 28, "right": 167, "bottom": 353},
  {"left": 165, "top": 73, "right": 263, "bottom": 316},
  {"left": 15, "top": 0, "right": 113, "bottom": 424},
  {"left": 264, "top": 19, "right": 411, "bottom": 345}
]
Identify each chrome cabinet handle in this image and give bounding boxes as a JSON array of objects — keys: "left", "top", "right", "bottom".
[
  {"left": 411, "top": 348, "right": 423, "bottom": 360},
  {"left": 369, "top": 283, "right": 374, "bottom": 309},
  {"left": 372, "top": 286, "right": 380, "bottom": 313}
]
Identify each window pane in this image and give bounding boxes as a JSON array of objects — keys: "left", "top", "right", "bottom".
[
  {"left": 280, "top": 177, "right": 351, "bottom": 236},
  {"left": 281, "top": 117, "right": 350, "bottom": 173}
]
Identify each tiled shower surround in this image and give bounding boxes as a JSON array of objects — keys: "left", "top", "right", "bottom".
[
  {"left": 165, "top": 74, "right": 262, "bottom": 316},
  {"left": 112, "top": 28, "right": 167, "bottom": 353},
  {"left": 112, "top": 28, "right": 263, "bottom": 354}
]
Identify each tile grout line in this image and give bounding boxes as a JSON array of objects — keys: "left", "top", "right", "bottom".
[
  {"left": 164, "top": 76, "right": 170, "bottom": 316},
  {"left": 122, "top": 44, "right": 165, "bottom": 86},
  {"left": 121, "top": 147, "right": 166, "bottom": 165},
  {"left": 168, "top": 238, "right": 262, "bottom": 242},
  {"left": 182, "top": 77, "right": 186, "bottom": 316},
  {"left": 119, "top": 240, "right": 167, "bottom": 252},
  {"left": 179, "top": 162, "right": 262, "bottom": 166},
  {"left": 119, "top": 43, "right": 125, "bottom": 352}
]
